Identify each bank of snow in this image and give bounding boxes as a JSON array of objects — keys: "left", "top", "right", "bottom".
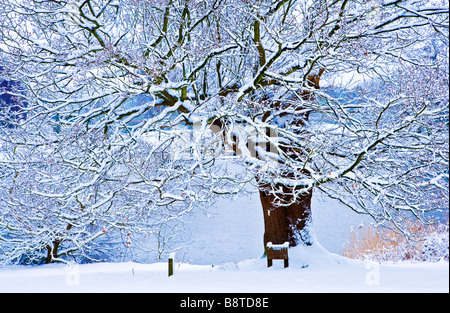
[{"left": 1, "top": 244, "right": 447, "bottom": 293}]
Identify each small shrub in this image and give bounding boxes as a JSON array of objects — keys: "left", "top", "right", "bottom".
[{"left": 341, "top": 220, "right": 449, "bottom": 262}]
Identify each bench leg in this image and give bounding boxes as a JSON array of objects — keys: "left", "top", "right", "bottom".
[
  {"left": 267, "top": 258, "right": 273, "bottom": 267},
  {"left": 284, "top": 259, "right": 289, "bottom": 268}
]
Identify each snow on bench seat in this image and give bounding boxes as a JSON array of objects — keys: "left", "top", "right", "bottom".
[{"left": 266, "top": 242, "right": 289, "bottom": 268}]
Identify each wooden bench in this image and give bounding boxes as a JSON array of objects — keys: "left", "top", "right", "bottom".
[{"left": 266, "top": 242, "right": 289, "bottom": 268}]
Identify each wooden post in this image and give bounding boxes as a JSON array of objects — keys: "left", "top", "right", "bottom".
[{"left": 168, "top": 252, "right": 175, "bottom": 277}]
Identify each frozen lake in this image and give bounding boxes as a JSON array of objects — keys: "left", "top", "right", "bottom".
[{"left": 172, "top": 185, "right": 370, "bottom": 265}]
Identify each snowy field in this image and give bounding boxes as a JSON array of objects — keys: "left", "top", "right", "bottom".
[
  {"left": 0, "top": 187, "right": 448, "bottom": 293},
  {"left": 0, "top": 245, "right": 447, "bottom": 293}
]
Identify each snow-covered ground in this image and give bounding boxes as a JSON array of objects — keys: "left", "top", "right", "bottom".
[
  {"left": 0, "top": 187, "right": 448, "bottom": 293},
  {"left": 0, "top": 244, "right": 447, "bottom": 293}
]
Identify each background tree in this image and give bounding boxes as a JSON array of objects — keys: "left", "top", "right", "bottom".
[{"left": 0, "top": 0, "right": 448, "bottom": 264}]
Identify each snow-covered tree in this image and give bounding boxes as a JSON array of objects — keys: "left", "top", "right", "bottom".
[{"left": 0, "top": 0, "right": 448, "bottom": 264}]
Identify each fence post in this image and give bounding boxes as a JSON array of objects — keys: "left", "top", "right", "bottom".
[{"left": 168, "top": 252, "right": 175, "bottom": 277}]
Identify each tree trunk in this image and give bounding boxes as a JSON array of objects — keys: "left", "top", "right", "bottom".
[
  {"left": 259, "top": 182, "right": 313, "bottom": 250},
  {"left": 257, "top": 69, "right": 324, "bottom": 250},
  {"left": 45, "top": 224, "right": 72, "bottom": 263},
  {"left": 45, "top": 239, "right": 62, "bottom": 264}
]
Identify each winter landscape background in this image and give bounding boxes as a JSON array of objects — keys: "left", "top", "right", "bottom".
[
  {"left": 0, "top": 0, "right": 448, "bottom": 294},
  {"left": 0, "top": 185, "right": 448, "bottom": 293}
]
